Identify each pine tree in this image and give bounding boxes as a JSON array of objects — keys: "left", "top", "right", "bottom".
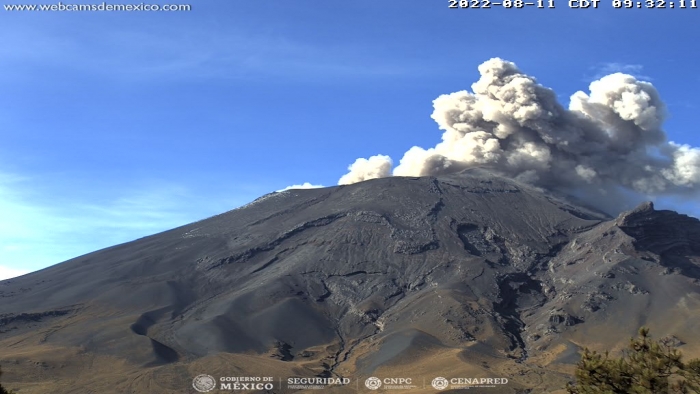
[{"left": 567, "top": 327, "right": 700, "bottom": 393}]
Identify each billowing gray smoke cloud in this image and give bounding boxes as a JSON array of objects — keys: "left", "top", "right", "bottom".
[
  {"left": 338, "top": 155, "right": 392, "bottom": 185},
  {"left": 339, "top": 58, "right": 700, "bottom": 213}
]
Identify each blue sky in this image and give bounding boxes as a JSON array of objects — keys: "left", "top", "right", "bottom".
[{"left": 1, "top": 0, "right": 699, "bottom": 279}]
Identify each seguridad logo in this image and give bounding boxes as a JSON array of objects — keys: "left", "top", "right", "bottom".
[{"left": 286, "top": 377, "right": 351, "bottom": 390}]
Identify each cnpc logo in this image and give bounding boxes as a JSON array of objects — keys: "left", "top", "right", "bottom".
[{"left": 365, "top": 377, "right": 413, "bottom": 390}]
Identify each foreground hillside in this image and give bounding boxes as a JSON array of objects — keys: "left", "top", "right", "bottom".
[{"left": 1, "top": 169, "right": 699, "bottom": 393}]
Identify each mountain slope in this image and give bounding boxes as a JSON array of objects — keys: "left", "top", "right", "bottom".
[{"left": 1, "top": 169, "right": 698, "bottom": 393}]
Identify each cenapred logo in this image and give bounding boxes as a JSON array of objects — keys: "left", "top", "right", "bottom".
[
  {"left": 431, "top": 376, "right": 509, "bottom": 390},
  {"left": 192, "top": 374, "right": 217, "bottom": 393},
  {"left": 365, "top": 377, "right": 382, "bottom": 390},
  {"left": 431, "top": 377, "right": 449, "bottom": 390}
]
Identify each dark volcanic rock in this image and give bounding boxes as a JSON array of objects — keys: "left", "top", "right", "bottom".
[
  {"left": 1, "top": 169, "right": 699, "bottom": 393},
  {"left": 617, "top": 201, "right": 700, "bottom": 255}
]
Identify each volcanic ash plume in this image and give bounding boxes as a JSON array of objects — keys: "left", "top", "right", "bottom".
[
  {"left": 338, "top": 58, "right": 700, "bottom": 211},
  {"left": 338, "top": 154, "right": 393, "bottom": 185}
]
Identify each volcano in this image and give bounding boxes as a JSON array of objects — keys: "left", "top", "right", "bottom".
[{"left": 1, "top": 169, "right": 699, "bottom": 393}]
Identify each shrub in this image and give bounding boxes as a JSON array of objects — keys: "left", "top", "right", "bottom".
[{"left": 567, "top": 327, "right": 700, "bottom": 393}]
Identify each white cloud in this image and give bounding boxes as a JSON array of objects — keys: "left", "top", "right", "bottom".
[
  {"left": 0, "top": 265, "right": 30, "bottom": 281},
  {"left": 278, "top": 182, "right": 324, "bottom": 191},
  {"left": 589, "top": 62, "right": 652, "bottom": 81}
]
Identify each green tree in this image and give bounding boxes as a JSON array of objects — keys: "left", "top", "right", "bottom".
[{"left": 567, "top": 327, "right": 700, "bottom": 394}]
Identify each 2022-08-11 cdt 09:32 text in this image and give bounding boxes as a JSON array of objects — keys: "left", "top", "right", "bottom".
[{"left": 449, "top": 0, "right": 697, "bottom": 8}]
